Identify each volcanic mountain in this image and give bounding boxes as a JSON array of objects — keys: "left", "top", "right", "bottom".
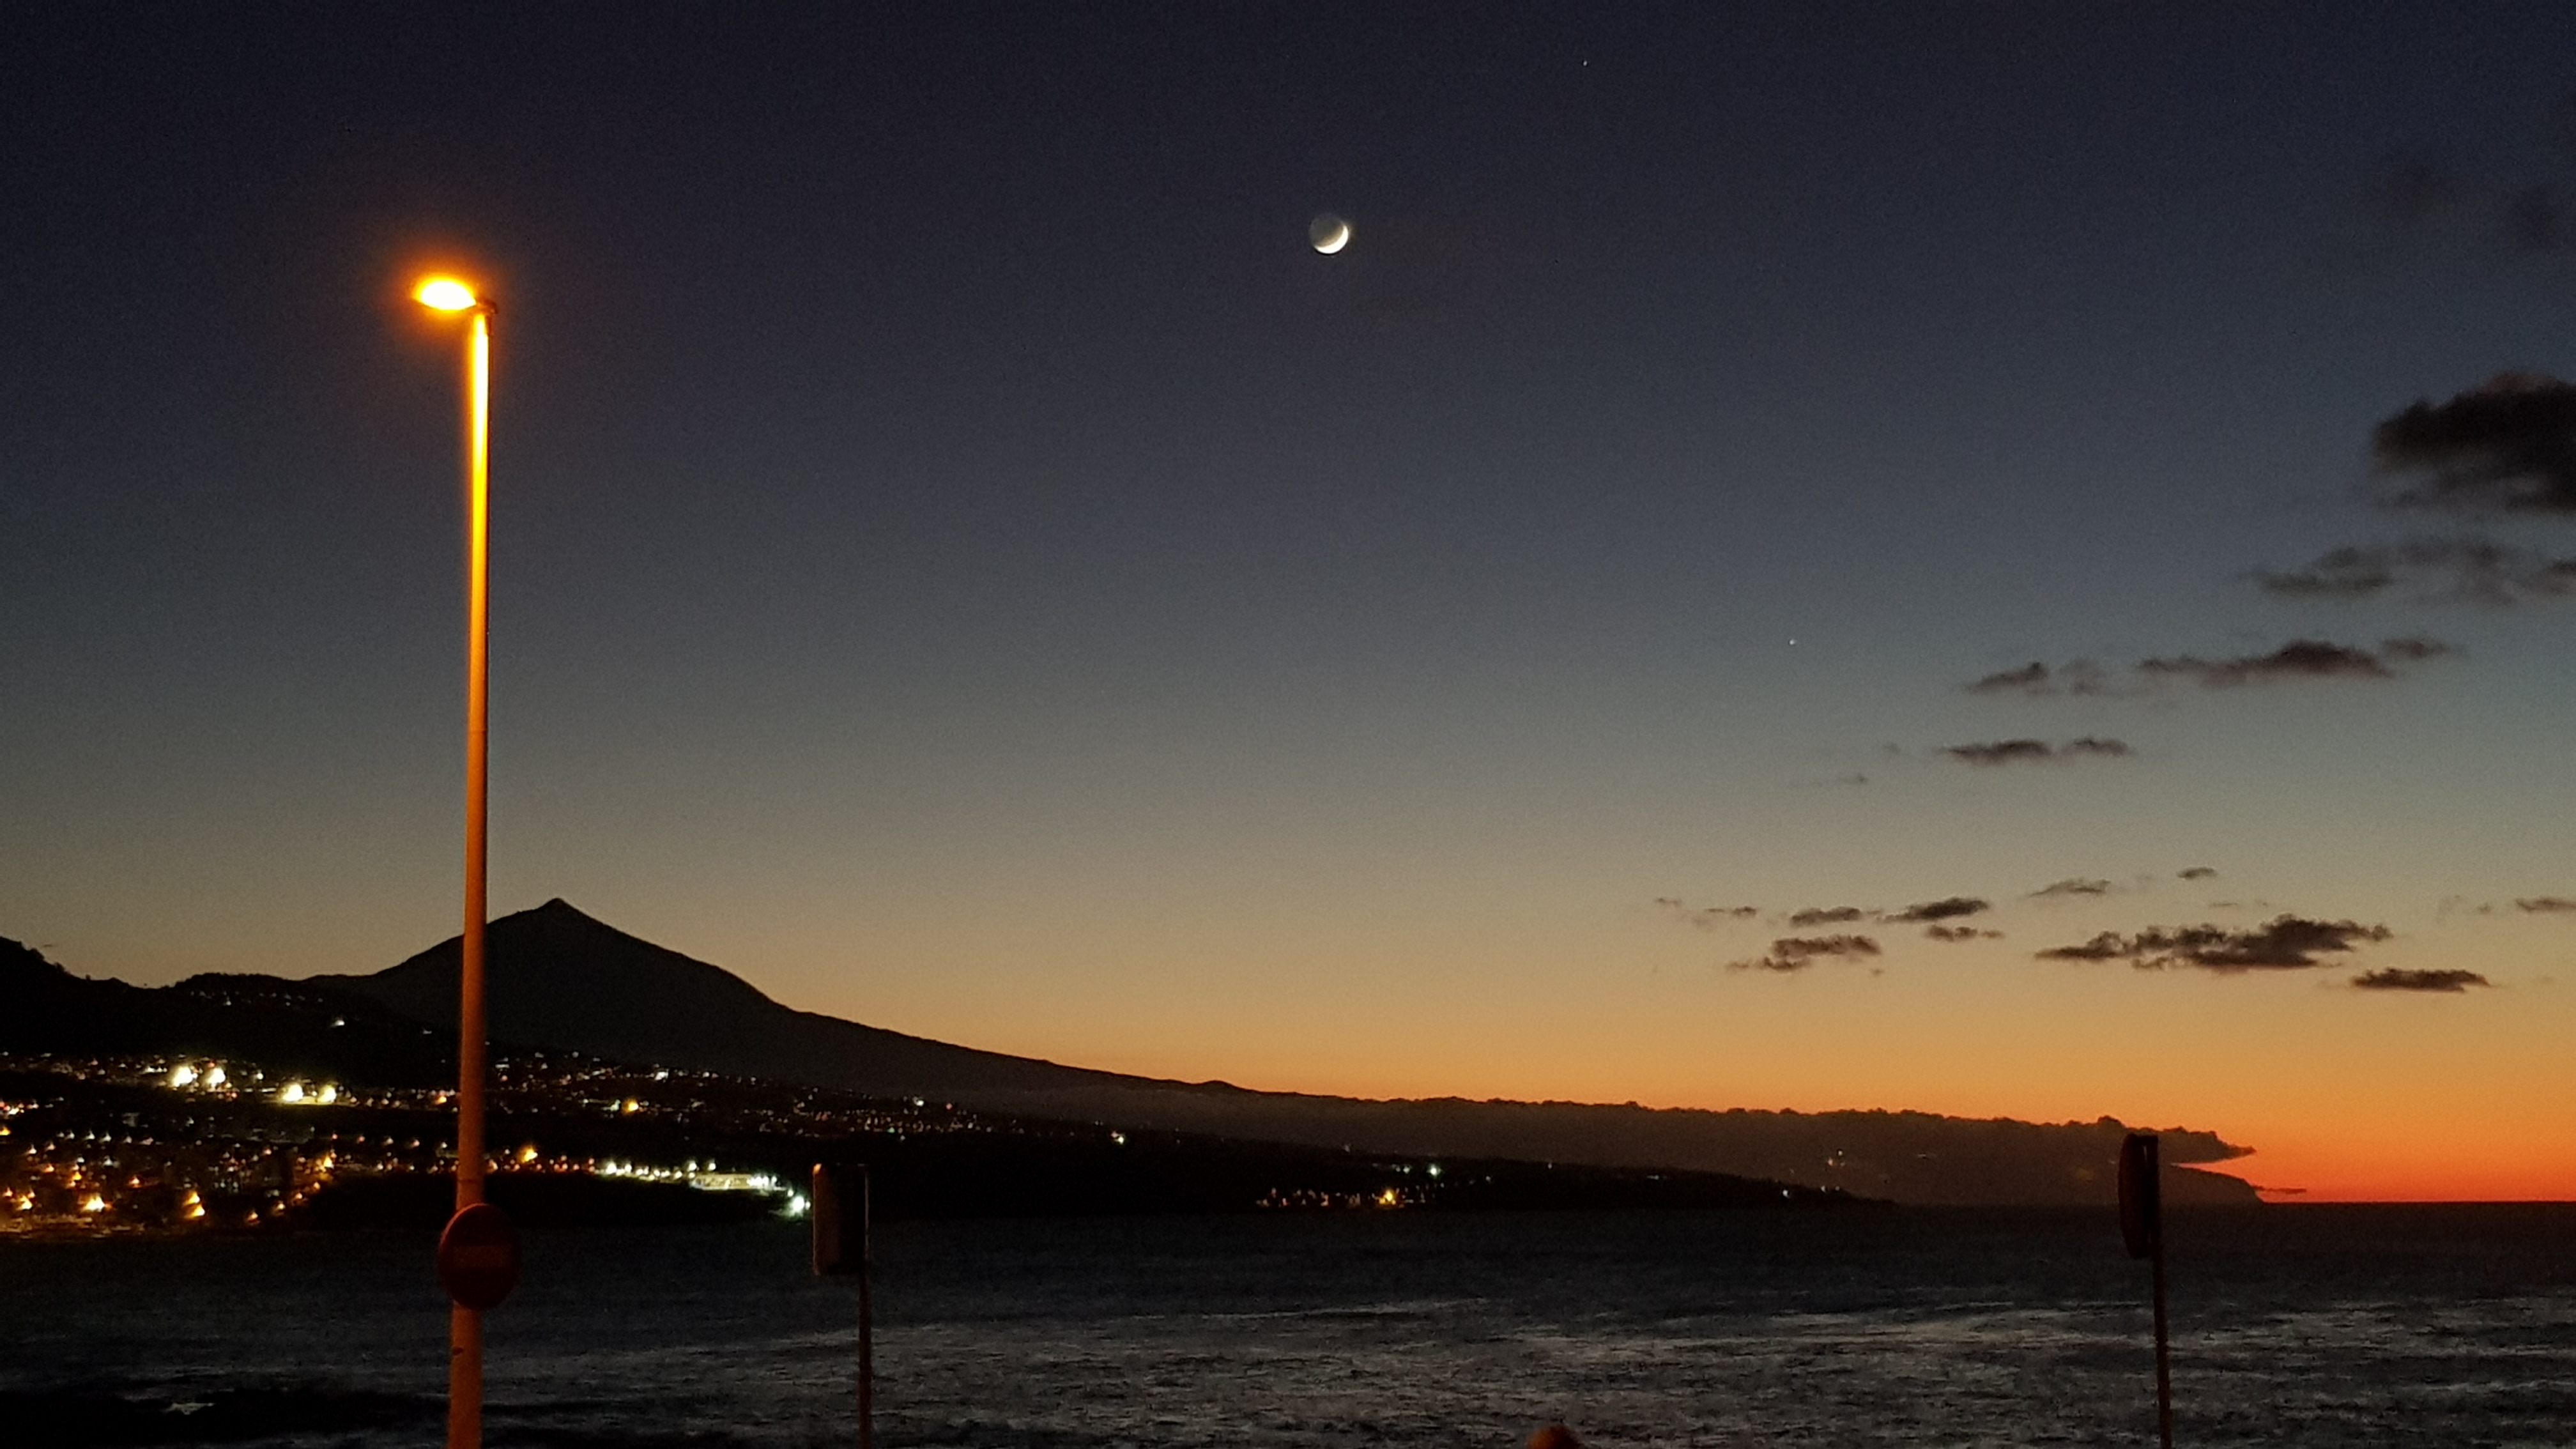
[{"left": 293, "top": 900, "right": 2258, "bottom": 1206}]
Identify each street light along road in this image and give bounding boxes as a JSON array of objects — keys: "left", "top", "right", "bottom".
[{"left": 413, "top": 273, "right": 502, "bottom": 1449}]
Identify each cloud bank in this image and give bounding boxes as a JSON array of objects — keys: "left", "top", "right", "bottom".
[
  {"left": 1965, "top": 640, "right": 2448, "bottom": 696},
  {"left": 1729, "top": 935, "right": 1881, "bottom": 973},
  {"left": 2374, "top": 372, "right": 2576, "bottom": 514},
  {"left": 2037, "top": 915, "right": 2391, "bottom": 973},
  {"left": 2352, "top": 967, "right": 2492, "bottom": 993},
  {"left": 1653, "top": 898, "right": 1758, "bottom": 930},
  {"left": 1889, "top": 896, "right": 1991, "bottom": 923},
  {"left": 2255, "top": 539, "right": 2576, "bottom": 605},
  {"left": 1966, "top": 661, "right": 2110, "bottom": 697},
  {"left": 2137, "top": 638, "right": 2450, "bottom": 687},
  {"left": 1942, "top": 737, "right": 2133, "bottom": 766}
]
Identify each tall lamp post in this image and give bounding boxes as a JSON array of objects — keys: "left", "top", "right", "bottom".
[{"left": 414, "top": 275, "right": 504, "bottom": 1449}]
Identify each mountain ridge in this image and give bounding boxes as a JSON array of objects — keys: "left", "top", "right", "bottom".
[{"left": 301, "top": 899, "right": 2260, "bottom": 1206}]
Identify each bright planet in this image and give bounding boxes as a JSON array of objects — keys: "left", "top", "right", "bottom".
[{"left": 1308, "top": 213, "right": 1351, "bottom": 254}]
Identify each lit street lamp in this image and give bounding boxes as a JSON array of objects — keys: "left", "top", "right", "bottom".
[{"left": 413, "top": 274, "right": 504, "bottom": 1449}]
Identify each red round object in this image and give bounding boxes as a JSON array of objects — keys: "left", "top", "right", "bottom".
[{"left": 438, "top": 1201, "right": 521, "bottom": 1310}]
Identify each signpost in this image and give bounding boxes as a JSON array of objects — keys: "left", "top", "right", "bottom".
[
  {"left": 2118, "top": 1131, "right": 2172, "bottom": 1449},
  {"left": 438, "top": 1201, "right": 523, "bottom": 1314},
  {"left": 811, "top": 1164, "right": 873, "bottom": 1449}
]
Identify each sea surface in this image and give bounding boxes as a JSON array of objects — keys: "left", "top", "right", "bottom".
[{"left": 5, "top": 1205, "right": 2573, "bottom": 1447}]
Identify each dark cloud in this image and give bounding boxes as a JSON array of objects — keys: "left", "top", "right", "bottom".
[
  {"left": 2373, "top": 372, "right": 2576, "bottom": 514},
  {"left": 1943, "top": 739, "right": 2051, "bottom": 766},
  {"left": 1729, "top": 934, "right": 1881, "bottom": 973},
  {"left": 2037, "top": 915, "right": 2392, "bottom": 973},
  {"left": 2254, "top": 539, "right": 2576, "bottom": 606},
  {"left": 1960, "top": 640, "right": 2446, "bottom": 695},
  {"left": 1787, "top": 905, "right": 1867, "bottom": 927},
  {"left": 1941, "top": 737, "right": 2133, "bottom": 766},
  {"left": 1654, "top": 898, "right": 1758, "bottom": 930},
  {"left": 1924, "top": 924, "right": 2004, "bottom": 942},
  {"left": 2515, "top": 896, "right": 2576, "bottom": 915},
  {"left": 1964, "top": 660, "right": 2110, "bottom": 697},
  {"left": 2178, "top": 866, "right": 2218, "bottom": 881},
  {"left": 2352, "top": 967, "right": 2492, "bottom": 993},
  {"left": 2254, "top": 546, "right": 2396, "bottom": 600},
  {"left": 2032, "top": 877, "right": 2112, "bottom": 898},
  {"left": 2137, "top": 638, "right": 2449, "bottom": 686},
  {"left": 1966, "top": 662, "right": 2049, "bottom": 695},
  {"left": 1889, "top": 896, "right": 1990, "bottom": 923}
]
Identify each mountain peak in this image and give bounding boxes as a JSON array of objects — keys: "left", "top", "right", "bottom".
[
  {"left": 523, "top": 897, "right": 599, "bottom": 924},
  {"left": 310, "top": 901, "right": 793, "bottom": 1070}
]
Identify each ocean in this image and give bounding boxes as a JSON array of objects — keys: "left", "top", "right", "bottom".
[{"left": 5, "top": 1205, "right": 2573, "bottom": 1446}]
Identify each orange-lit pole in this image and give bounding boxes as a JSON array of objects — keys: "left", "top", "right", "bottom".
[
  {"left": 454, "top": 299, "right": 493, "bottom": 1449},
  {"left": 417, "top": 276, "right": 494, "bottom": 1449}
]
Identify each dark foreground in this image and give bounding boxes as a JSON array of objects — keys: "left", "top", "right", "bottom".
[{"left": 4, "top": 1205, "right": 2572, "bottom": 1447}]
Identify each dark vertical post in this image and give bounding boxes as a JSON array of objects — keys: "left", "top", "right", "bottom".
[
  {"left": 857, "top": 1165, "right": 873, "bottom": 1449},
  {"left": 2119, "top": 1131, "right": 2172, "bottom": 1449},
  {"left": 812, "top": 1163, "right": 873, "bottom": 1449},
  {"left": 2150, "top": 1228, "right": 2172, "bottom": 1449}
]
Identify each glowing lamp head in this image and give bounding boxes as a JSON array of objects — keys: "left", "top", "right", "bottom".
[{"left": 414, "top": 277, "right": 480, "bottom": 312}]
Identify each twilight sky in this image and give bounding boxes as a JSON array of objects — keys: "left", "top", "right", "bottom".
[{"left": 8, "top": 4, "right": 2576, "bottom": 1199}]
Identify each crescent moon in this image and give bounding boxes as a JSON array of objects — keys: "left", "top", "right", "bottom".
[{"left": 1310, "top": 214, "right": 1351, "bottom": 254}]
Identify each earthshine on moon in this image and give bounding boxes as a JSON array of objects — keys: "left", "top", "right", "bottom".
[{"left": 1309, "top": 213, "right": 1351, "bottom": 254}]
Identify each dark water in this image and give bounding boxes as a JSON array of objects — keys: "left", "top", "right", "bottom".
[{"left": 6, "top": 1206, "right": 2573, "bottom": 1446}]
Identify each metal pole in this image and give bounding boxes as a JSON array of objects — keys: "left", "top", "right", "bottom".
[
  {"left": 858, "top": 1166, "right": 873, "bottom": 1449},
  {"left": 448, "top": 305, "right": 493, "bottom": 1449},
  {"left": 2150, "top": 1236, "right": 2172, "bottom": 1449}
]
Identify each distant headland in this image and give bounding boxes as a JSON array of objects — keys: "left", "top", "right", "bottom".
[{"left": 2, "top": 900, "right": 2258, "bottom": 1234}]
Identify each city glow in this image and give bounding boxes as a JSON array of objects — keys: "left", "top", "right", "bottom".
[{"left": 413, "top": 276, "right": 479, "bottom": 311}]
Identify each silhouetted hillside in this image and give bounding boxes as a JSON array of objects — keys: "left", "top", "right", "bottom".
[
  {"left": 1, "top": 936, "right": 449, "bottom": 1084},
  {"left": 304, "top": 901, "right": 2260, "bottom": 1206},
  {"left": 308, "top": 900, "right": 1146, "bottom": 1096}
]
